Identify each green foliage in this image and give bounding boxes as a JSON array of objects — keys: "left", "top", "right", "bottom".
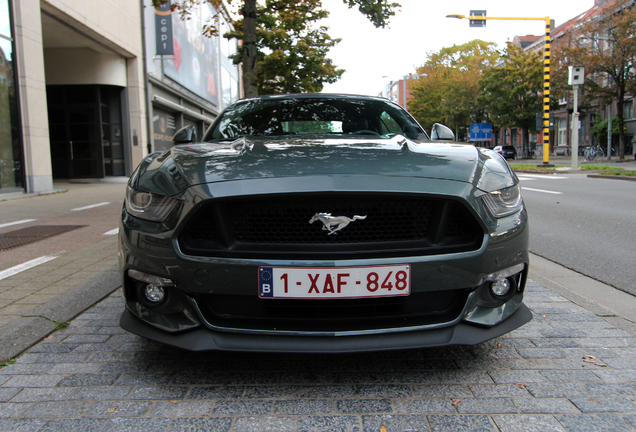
[
  {"left": 508, "top": 164, "right": 559, "bottom": 172},
  {"left": 600, "top": 170, "right": 636, "bottom": 176},
  {"left": 54, "top": 321, "right": 69, "bottom": 331},
  {"left": 166, "top": 0, "right": 400, "bottom": 96},
  {"left": 579, "top": 164, "right": 624, "bottom": 171},
  {"left": 0, "top": 358, "right": 16, "bottom": 368},
  {"left": 478, "top": 43, "right": 543, "bottom": 131},
  {"left": 478, "top": 43, "right": 543, "bottom": 154},
  {"left": 341, "top": 0, "right": 401, "bottom": 28},
  {"left": 408, "top": 40, "right": 500, "bottom": 133},
  {"left": 590, "top": 115, "right": 624, "bottom": 145},
  {"left": 228, "top": 0, "right": 344, "bottom": 94}
]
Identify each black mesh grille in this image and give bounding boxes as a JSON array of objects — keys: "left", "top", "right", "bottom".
[
  {"left": 194, "top": 289, "right": 469, "bottom": 333},
  {"left": 229, "top": 196, "right": 433, "bottom": 243},
  {"left": 179, "top": 193, "right": 483, "bottom": 259}
]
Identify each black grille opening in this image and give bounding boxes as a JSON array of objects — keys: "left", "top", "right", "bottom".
[
  {"left": 178, "top": 193, "right": 483, "bottom": 259},
  {"left": 193, "top": 289, "right": 469, "bottom": 333}
]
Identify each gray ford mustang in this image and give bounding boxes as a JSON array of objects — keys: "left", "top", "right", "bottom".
[{"left": 119, "top": 93, "right": 531, "bottom": 353}]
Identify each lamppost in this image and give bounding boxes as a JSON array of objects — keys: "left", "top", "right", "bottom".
[{"left": 446, "top": 11, "right": 553, "bottom": 165}]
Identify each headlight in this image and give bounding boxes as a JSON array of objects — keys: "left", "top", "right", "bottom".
[
  {"left": 125, "top": 186, "right": 178, "bottom": 222},
  {"left": 481, "top": 185, "right": 522, "bottom": 218}
]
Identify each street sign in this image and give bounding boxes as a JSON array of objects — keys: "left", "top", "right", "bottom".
[
  {"left": 470, "top": 123, "right": 492, "bottom": 141},
  {"left": 470, "top": 10, "right": 486, "bottom": 27}
]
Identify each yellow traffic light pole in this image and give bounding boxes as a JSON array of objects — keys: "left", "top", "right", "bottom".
[{"left": 447, "top": 14, "right": 552, "bottom": 165}]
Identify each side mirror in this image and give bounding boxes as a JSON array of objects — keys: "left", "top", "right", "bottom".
[
  {"left": 431, "top": 123, "right": 455, "bottom": 141},
  {"left": 173, "top": 125, "right": 198, "bottom": 144}
]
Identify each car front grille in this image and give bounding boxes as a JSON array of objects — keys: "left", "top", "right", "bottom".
[
  {"left": 192, "top": 288, "right": 469, "bottom": 333},
  {"left": 178, "top": 193, "right": 483, "bottom": 259}
]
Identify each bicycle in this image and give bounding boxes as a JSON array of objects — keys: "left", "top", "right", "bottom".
[{"left": 584, "top": 145, "right": 605, "bottom": 161}]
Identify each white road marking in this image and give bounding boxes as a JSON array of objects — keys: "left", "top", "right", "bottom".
[
  {"left": 103, "top": 228, "right": 119, "bottom": 236},
  {"left": 0, "top": 219, "right": 36, "bottom": 229},
  {"left": 517, "top": 174, "right": 568, "bottom": 180},
  {"left": 71, "top": 202, "right": 110, "bottom": 212},
  {"left": 0, "top": 255, "right": 59, "bottom": 281},
  {"left": 522, "top": 187, "right": 563, "bottom": 195}
]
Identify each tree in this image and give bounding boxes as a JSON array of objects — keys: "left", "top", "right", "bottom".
[
  {"left": 226, "top": 0, "right": 344, "bottom": 94},
  {"left": 408, "top": 40, "right": 499, "bottom": 135},
  {"left": 478, "top": 43, "right": 543, "bottom": 156},
  {"left": 157, "top": 0, "right": 400, "bottom": 97},
  {"left": 554, "top": 0, "right": 636, "bottom": 159},
  {"left": 590, "top": 115, "right": 624, "bottom": 146}
]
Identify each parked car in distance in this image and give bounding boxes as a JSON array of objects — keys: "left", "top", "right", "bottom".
[
  {"left": 119, "top": 93, "right": 530, "bottom": 353},
  {"left": 493, "top": 145, "right": 517, "bottom": 160}
]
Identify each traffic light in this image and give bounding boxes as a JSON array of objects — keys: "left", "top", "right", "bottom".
[{"left": 470, "top": 10, "right": 486, "bottom": 27}]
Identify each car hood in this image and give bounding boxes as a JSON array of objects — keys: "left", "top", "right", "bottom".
[{"left": 131, "top": 136, "right": 516, "bottom": 196}]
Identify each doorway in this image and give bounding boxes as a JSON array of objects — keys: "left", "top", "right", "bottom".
[{"left": 47, "top": 85, "right": 125, "bottom": 178}]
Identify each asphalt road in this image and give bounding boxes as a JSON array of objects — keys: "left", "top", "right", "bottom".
[{"left": 519, "top": 172, "right": 636, "bottom": 297}]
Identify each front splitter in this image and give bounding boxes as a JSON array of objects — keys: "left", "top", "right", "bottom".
[{"left": 119, "top": 303, "right": 532, "bottom": 353}]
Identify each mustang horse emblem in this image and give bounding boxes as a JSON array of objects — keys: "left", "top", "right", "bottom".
[{"left": 309, "top": 213, "right": 367, "bottom": 235}]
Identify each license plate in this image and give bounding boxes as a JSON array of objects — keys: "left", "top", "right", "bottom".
[{"left": 258, "top": 265, "right": 410, "bottom": 299}]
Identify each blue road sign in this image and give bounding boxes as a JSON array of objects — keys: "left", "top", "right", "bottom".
[{"left": 470, "top": 123, "right": 492, "bottom": 141}]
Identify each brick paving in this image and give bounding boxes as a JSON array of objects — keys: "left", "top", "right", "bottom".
[
  {"left": 0, "top": 237, "right": 118, "bottom": 328},
  {"left": 1, "top": 280, "right": 635, "bottom": 431}
]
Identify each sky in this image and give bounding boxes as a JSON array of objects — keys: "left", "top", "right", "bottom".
[{"left": 320, "top": 0, "right": 595, "bottom": 96}]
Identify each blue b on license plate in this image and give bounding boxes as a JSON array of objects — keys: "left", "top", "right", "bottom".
[{"left": 258, "top": 265, "right": 410, "bottom": 299}]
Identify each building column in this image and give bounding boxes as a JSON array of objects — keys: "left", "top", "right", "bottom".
[
  {"left": 13, "top": 0, "right": 53, "bottom": 192},
  {"left": 126, "top": 56, "right": 148, "bottom": 172}
]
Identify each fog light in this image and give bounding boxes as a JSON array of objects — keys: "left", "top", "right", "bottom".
[
  {"left": 144, "top": 284, "right": 165, "bottom": 303},
  {"left": 491, "top": 278, "right": 511, "bottom": 297}
]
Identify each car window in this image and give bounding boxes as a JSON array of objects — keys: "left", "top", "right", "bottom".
[
  {"left": 378, "top": 111, "right": 402, "bottom": 135},
  {"left": 204, "top": 97, "right": 427, "bottom": 141}
]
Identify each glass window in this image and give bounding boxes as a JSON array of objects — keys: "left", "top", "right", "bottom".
[
  {"left": 0, "top": 1, "right": 22, "bottom": 192},
  {"left": 557, "top": 118, "right": 567, "bottom": 146},
  {"left": 624, "top": 100, "right": 633, "bottom": 119},
  {"left": 205, "top": 96, "right": 425, "bottom": 141},
  {"left": 0, "top": 0, "right": 10, "bottom": 39}
]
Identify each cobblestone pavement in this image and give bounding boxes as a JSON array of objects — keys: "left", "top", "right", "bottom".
[{"left": 1, "top": 281, "right": 636, "bottom": 432}]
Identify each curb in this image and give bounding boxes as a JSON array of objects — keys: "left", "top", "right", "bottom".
[
  {"left": 587, "top": 174, "right": 636, "bottom": 182},
  {"left": 0, "top": 267, "right": 121, "bottom": 363},
  {"left": 528, "top": 253, "right": 636, "bottom": 336}
]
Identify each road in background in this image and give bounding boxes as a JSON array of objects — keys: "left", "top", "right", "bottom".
[
  {"left": 519, "top": 173, "right": 636, "bottom": 297},
  {"left": 0, "top": 182, "right": 126, "bottom": 272}
]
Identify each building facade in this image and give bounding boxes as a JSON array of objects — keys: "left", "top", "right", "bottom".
[
  {"left": 20, "top": 0, "right": 148, "bottom": 192},
  {"left": 520, "top": 0, "right": 635, "bottom": 157},
  {"left": 0, "top": 0, "right": 240, "bottom": 197},
  {"left": 144, "top": 0, "right": 240, "bottom": 154},
  {"left": 378, "top": 75, "right": 418, "bottom": 111}
]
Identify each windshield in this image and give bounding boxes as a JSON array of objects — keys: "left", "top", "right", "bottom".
[{"left": 204, "top": 97, "right": 428, "bottom": 141}]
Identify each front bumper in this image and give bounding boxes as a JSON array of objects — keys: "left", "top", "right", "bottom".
[
  {"left": 120, "top": 302, "right": 532, "bottom": 353},
  {"left": 119, "top": 177, "right": 531, "bottom": 352}
]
